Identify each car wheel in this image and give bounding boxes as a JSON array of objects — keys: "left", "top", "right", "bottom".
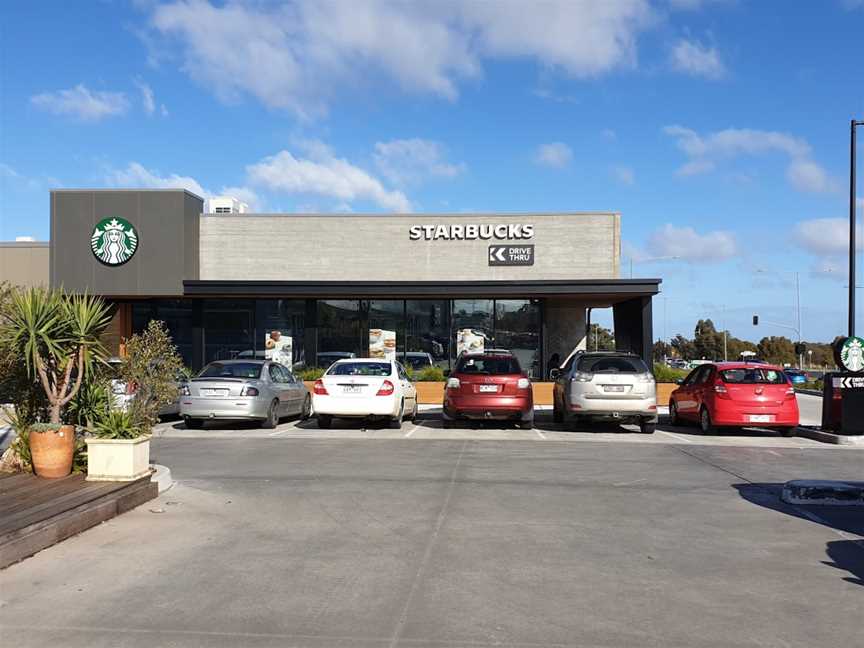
[
  {"left": 779, "top": 427, "right": 797, "bottom": 437},
  {"left": 184, "top": 417, "right": 203, "bottom": 430},
  {"left": 317, "top": 414, "right": 332, "bottom": 429},
  {"left": 669, "top": 400, "right": 681, "bottom": 426},
  {"left": 390, "top": 400, "right": 404, "bottom": 429},
  {"left": 409, "top": 399, "right": 418, "bottom": 422},
  {"left": 261, "top": 400, "right": 280, "bottom": 429},
  {"left": 552, "top": 395, "right": 563, "bottom": 423},
  {"left": 639, "top": 420, "right": 656, "bottom": 434},
  {"left": 699, "top": 407, "right": 715, "bottom": 435},
  {"left": 516, "top": 419, "right": 534, "bottom": 430},
  {"left": 300, "top": 395, "right": 312, "bottom": 421}
]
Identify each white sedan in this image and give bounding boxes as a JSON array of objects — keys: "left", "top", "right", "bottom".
[{"left": 312, "top": 358, "right": 418, "bottom": 428}]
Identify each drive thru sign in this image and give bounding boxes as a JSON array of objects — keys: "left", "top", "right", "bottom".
[{"left": 488, "top": 244, "right": 534, "bottom": 266}]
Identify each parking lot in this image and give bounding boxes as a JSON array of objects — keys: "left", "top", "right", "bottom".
[{"left": 2, "top": 415, "right": 862, "bottom": 648}]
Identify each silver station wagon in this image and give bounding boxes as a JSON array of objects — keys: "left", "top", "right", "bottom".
[{"left": 180, "top": 360, "right": 311, "bottom": 429}]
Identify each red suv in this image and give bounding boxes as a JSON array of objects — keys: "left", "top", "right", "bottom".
[
  {"left": 442, "top": 352, "right": 534, "bottom": 428},
  {"left": 669, "top": 362, "right": 799, "bottom": 435}
]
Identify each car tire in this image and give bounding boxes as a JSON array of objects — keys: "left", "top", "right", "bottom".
[
  {"left": 779, "top": 427, "right": 797, "bottom": 437},
  {"left": 639, "top": 420, "right": 656, "bottom": 434},
  {"left": 409, "top": 399, "right": 418, "bottom": 422},
  {"left": 184, "top": 417, "right": 203, "bottom": 430},
  {"left": 300, "top": 395, "right": 312, "bottom": 421},
  {"left": 390, "top": 400, "right": 404, "bottom": 429},
  {"left": 317, "top": 414, "right": 332, "bottom": 429},
  {"left": 669, "top": 400, "right": 681, "bottom": 426},
  {"left": 516, "top": 418, "right": 534, "bottom": 430},
  {"left": 699, "top": 407, "right": 715, "bottom": 435},
  {"left": 261, "top": 400, "right": 280, "bottom": 429}
]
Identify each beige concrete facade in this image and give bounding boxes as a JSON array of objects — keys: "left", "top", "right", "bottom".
[
  {"left": 199, "top": 212, "right": 620, "bottom": 282},
  {"left": 0, "top": 243, "right": 49, "bottom": 288}
]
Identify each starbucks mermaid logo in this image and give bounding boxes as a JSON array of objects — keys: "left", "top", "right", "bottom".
[
  {"left": 90, "top": 217, "right": 138, "bottom": 266},
  {"left": 839, "top": 336, "right": 864, "bottom": 373}
]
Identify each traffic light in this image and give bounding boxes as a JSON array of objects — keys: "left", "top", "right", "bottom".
[
  {"left": 752, "top": 315, "right": 759, "bottom": 326},
  {"left": 794, "top": 342, "right": 806, "bottom": 356}
]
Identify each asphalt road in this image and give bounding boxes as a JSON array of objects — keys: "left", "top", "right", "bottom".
[{"left": 1, "top": 437, "right": 862, "bottom": 648}]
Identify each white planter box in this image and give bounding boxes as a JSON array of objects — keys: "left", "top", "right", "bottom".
[{"left": 85, "top": 435, "right": 152, "bottom": 481}]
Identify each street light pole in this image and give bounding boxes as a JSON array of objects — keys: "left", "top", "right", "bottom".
[{"left": 851, "top": 119, "right": 863, "bottom": 337}]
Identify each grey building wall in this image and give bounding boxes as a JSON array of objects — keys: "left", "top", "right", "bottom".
[
  {"left": 200, "top": 212, "right": 620, "bottom": 282},
  {"left": 50, "top": 190, "right": 203, "bottom": 296},
  {"left": 0, "top": 242, "right": 49, "bottom": 288}
]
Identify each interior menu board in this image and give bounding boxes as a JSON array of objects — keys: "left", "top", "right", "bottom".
[
  {"left": 265, "top": 331, "right": 293, "bottom": 366},
  {"left": 369, "top": 329, "right": 396, "bottom": 360},
  {"left": 457, "top": 329, "right": 485, "bottom": 356}
]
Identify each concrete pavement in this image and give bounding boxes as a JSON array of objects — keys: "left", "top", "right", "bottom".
[{"left": 1, "top": 438, "right": 862, "bottom": 647}]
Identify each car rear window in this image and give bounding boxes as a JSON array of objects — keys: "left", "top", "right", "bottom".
[
  {"left": 720, "top": 368, "right": 787, "bottom": 384},
  {"left": 577, "top": 356, "right": 649, "bottom": 373},
  {"left": 198, "top": 362, "right": 263, "bottom": 379},
  {"left": 327, "top": 362, "right": 393, "bottom": 376},
  {"left": 456, "top": 356, "right": 521, "bottom": 375}
]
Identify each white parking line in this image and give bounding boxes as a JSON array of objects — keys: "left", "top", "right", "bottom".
[
  {"left": 534, "top": 428, "right": 547, "bottom": 440},
  {"left": 404, "top": 426, "right": 417, "bottom": 438},
  {"left": 659, "top": 430, "right": 694, "bottom": 444}
]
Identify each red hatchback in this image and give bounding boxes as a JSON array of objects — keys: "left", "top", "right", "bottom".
[
  {"left": 443, "top": 352, "right": 534, "bottom": 428},
  {"left": 669, "top": 362, "right": 799, "bottom": 435}
]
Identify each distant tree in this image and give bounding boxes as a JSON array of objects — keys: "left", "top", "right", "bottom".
[
  {"left": 587, "top": 324, "right": 615, "bottom": 351},
  {"left": 726, "top": 336, "right": 757, "bottom": 361},
  {"left": 694, "top": 319, "right": 724, "bottom": 360},
  {"left": 671, "top": 334, "right": 696, "bottom": 360},
  {"left": 757, "top": 336, "right": 795, "bottom": 366},
  {"left": 653, "top": 340, "right": 672, "bottom": 362}
]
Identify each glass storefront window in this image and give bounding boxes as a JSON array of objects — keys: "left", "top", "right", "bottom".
[
  {"left": 255, "top": 299, "right": 306, "bottom": 368},
  {"left": 131, "top": 300, "right": 194, "bottom": 368},
  {"left": 494, "top": 299, "right": 541, "bottom": 379},
  {"left": 405, "top": 300, "right": 450, "bottom": 370},
  {"left": 368, "top": 300, "right": 404, "bottom": 359},
  {"left": 204, "top": 300, "right": 254, "bottom": 364},
  {"left": 316, "top": 300, "right": 362, "bottom": 368},
  {"left": 452, "top": 299, "right": 493, "bottom": 360}
]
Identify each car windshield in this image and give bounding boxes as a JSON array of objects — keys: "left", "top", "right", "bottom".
[
  {"left": 577, "top": 356, "right": 648, "bottom": 373},
  {"left": 456, "top": 356, "right": 521, "bottom": 375},
  {"left": 720, "top": 368, "right": 788, "bottom": 384},
  {"left": 405, "top": 355, "right": 431, "bottom": 369},
  {"left": 198, "top": 362, "right": 263, "bottom": 379},
  {"left": 327, "top": 362, "right": 392, "bottom": 376}
]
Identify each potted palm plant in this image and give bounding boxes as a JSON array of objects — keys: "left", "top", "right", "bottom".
[
  {"left": 85, "top": 320, "right": 183, "bottom": 481},
  {"left": 1, "top": 287, "right": 111, "bottom": 478}
]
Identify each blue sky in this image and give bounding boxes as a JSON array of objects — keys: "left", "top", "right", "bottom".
[{"left": 1, "top": 0, "right": 863, "bottom": 345}]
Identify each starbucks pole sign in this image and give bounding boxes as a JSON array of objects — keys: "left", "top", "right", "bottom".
[
  {"left": 90, "top": 217, "right": 138, "bottom": 266},
  {"left": 835, "top": 336, "right": 864, "bottom": 373}
]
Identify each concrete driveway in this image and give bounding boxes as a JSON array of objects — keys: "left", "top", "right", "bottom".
[{"left": 1, "top": 435, "right": 862, "bottom": 648}]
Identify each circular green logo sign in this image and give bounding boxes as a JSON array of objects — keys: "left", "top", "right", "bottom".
[
  {"left": 90, "top": 217, "right": 138, "bottom": 266},
  {"left": 839, "top": 336, "right": 864, "bottom": 373}
]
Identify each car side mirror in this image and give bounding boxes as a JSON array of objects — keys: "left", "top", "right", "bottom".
[
  {"left": 675, "top": 379, "right": 683, "bottom": 385},
  {"left": 549, "top": 368, "right": 560, "bottom": 379}
]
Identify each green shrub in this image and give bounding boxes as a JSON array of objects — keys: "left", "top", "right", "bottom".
[
  {"left": 296, "top": 367, "right": 325, "bottom": 381},
  {"left": 653, "top": 364, "right": 688, "bottom": 383},
  {"left": 92, "top": 409, "right": 142, "bottom": 440},
  {"left": 413, "top": 366, "right": 446, "bottom": 382},
  {"left": 68, "top": 379, "right": 111, "bottom": 429}
]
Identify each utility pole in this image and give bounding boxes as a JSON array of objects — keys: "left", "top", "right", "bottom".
[{"left": 851, "top": 120, "right": 863, "bottom": 337}]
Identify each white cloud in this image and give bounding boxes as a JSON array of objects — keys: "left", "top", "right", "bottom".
[
  {"left": 246, "top": 146, "right": 411, "bottom": 212},
  {"left": 1, "top": 164, "right": 39, "bottom": 190},
  {"left": 148, "top": 0, "right": 653, "bottom": 116},
  {"left": 793, "top": 217, "right": 863, "bottom": 257},
  {"left": 645, "top": 224, "right": 738, "bottom": 261},
  {"left": 373, "top": 139, "right": 465, "bottom": 186},
  {"left": 612, "top": 165, "right": 635, "bottom": 185},
  {"left": 663, "top": 125, "right": 835, "bottom": 192},
  {"left": 670, "top": 38, "right": 726, "bottom": 79},
  {"left": 134, "top": 79, "right": 156, "bottom": 115},
  {"left": 534, "top": 142, "right": 573, "bottom": 168},
  {"left": 30, "top": 84, "right": 129, "bottom": 121}
]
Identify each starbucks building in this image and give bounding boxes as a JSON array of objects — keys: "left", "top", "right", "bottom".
[{"left": 3, "top": 189, "right": 661, "bottom": 377}]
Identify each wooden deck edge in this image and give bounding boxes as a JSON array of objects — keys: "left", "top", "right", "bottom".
[{"left": 0, "top": 478, "right": 158, "bottom": 570}]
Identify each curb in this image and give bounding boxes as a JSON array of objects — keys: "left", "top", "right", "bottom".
[
  {"left": 795, "top": 427, "right": 864, "bottom": 446},
  {"left": 781, "top": 480, "right": 864, "bottom": 506},
  {"left": 150, "top": 464, "right": 174, "bottom": 493}
]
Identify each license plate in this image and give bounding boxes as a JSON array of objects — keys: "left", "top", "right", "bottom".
[
  {"left": 343, "top": 385, "right": 362, "bottom": 394},
  {"left": 749, "top": 414, "right": 773, "bottom": 423},
  {"left": 479, "top": 385, "right": 499, "bottom": 393},
  {"left": 603, "top": 385, "right": 625, "bottom": 393},
  {"left": 202, "top": 388, "right": 228, "bottom": 397}
]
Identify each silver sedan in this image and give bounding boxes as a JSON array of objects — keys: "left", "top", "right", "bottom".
[{"left": 180, "top": 360, "right": 311, "bottom": 429}]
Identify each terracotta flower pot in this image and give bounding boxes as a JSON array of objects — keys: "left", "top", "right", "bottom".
[{"left": 29, "top": 424, "right": 75, "bottom": 478}]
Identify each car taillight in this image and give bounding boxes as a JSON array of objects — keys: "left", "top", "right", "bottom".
[
  {"left": 785, "top": 386, "right": 796, "bottom": 399},
  {"left": 714, "top": 381, "right": 730, "bottom": 398},
  {"left": 180, "top": 384, "right": 190, "bottom": 396},
  {"left": 636, "top": 373, "right": 655, "bottom": 383},
  {"left": 241, "top": 386, "right": 259, "bottom": 397},
  {"left": 376, "top": 380, "right": 395, "bottom": 396},
  {"left": 313, "top": 380, "right": 328, "bottom": 395},
  {"left": 517, "top": 378, "right": 530, "bottom": 389},
  {"left": 446, "top": 377, "right": 461, "bottom": 389}
]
